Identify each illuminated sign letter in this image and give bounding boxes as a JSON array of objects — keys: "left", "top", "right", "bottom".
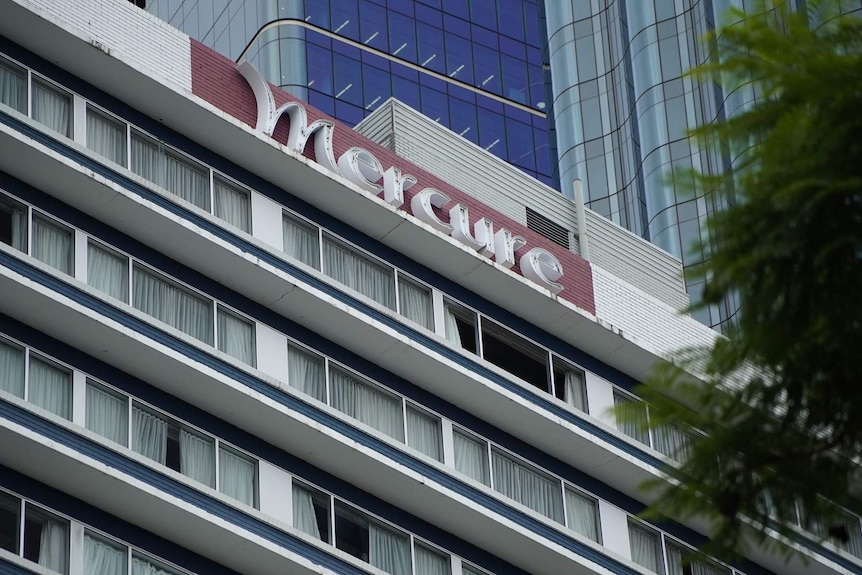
[
  {"left": 382, "top": 167, "right": 417, "bottom": 208},
  {"left": 237, "top": 61, "right": 338, "bottom": 174},
  {"left": 449, "top": 204, "right": 493, "bottom": 253},
  {"left": 493, "top": 229, "right": 526, "bottom": 269},
  {"left": 410, "top": 189, "right": 453, "bottom": 234},
  {"left": 338, "top": 147, "right": 384, "bottom": 194},
  {"left": 520, "top": 248, "right": 564, "bottom": 294}
]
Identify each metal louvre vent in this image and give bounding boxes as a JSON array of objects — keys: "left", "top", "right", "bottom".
[{"left": 525, "top": 207, "right": 571, "bottom": 250}]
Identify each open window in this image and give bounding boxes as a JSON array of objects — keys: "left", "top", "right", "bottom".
[
  {"left": 0, "top": 193, "right": 27, "bottom": 252},
  {"left": 481, "top": 320, "right": 549, "bottom": 393},
  {"left": 334, "top": 503, "right": 411, "bottom": 575},
  {"left": 443, "top": 299, "right": 478, "bottom": 353},
  {"left": 552, "top": 357, "right": 587, "bottom": 412},
  {"left": 293, "top": 481, "right": 331, "bottom": 543}
]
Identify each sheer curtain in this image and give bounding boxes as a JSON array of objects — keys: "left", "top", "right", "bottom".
[
  {"left": 0, "top": 60, "right": 27, "bottom": 113},
  {"left": 219, "top": 446, "right": 255, "bottom": 506},
  {"left": 0, "top": 339, "right": 24, "bottom": 398},
  {"left": 88, "top": 242, "right": 129, "bottom": 302},
  {"left": 629, "top": 524, "right": 662, "bottom": 573},
  {"left": 330, "top": 370, "right": 404, "bottom": 441},
  {"left": 132, "top": 556, "right": 177, "bottom": 575},
  {"left": 133, "top": 266, "right": 214, "bottom": 345},
  {"left": 132, "top": 405, "right": 167, "bottom": 463},
  {"left": 653, "top": 425, "right": 693, "bottom": 462},
  {"left": 491, "top": 449, "right": 564, "bottom": 523},
  {"left": 165, "top": 153, "right": 209, "bottom": 210},
  {"left": 453, "top": 430, "right": 490, "bottom": 485},
  {"left": 323, "top": 238, "right": 395, "bottom": 309},
  {"left": 368, "top": 523, "right": 410, "bottom": 575},
  {"left": 292, "top": 484, "right": 322, "bottom": 540},
  {"left": 414, "top": 545, "right": 449, "bottom": 575},
  {"left": 287, "top": 345, "right": 326, "bottom": 402},
  {"left": 614, "top": 394, "right": 650, "bottom": 446},
  {"left": 29, "top": 357, "right": 71, "bottom": 419},
  {"left": 32, "top": 80, "right": 71, "bottom": 137},
  {"left": 1, "top": 199, "right": 27, "bottom": 251},
  {"left": 131, "top": 132, "right": 163, "bottom": 185},
  {"left": 179, "top": 429, "right": 215, "bottom": 487},
  {"left": 565, "top": 489, "right": 599, "bottom": 542},
  {"left": 37, "top": 519, "right": 68, "bottom": 573},
  {"left": 86, "top": 109, "right": 127, "bottom": 166},
  {"left": 86, "top": 383, "right": 129, "bottom": 446},
  {"left": 84, "top": 534, "right": 126, "bottom": 575},
  {"left": 217, "top": 309, "right": 255, "bottom": 366},
  {"left": 563, "top": 370, "right": 586, "bottom": 411},
  {"left": 283, "top": 214, "right": 321, "bottom": 269},
  {"left": 32, "top": 217, "right": 72, "bottom": 275},
  {"left": 444, "top": 308, "right": 462, "bottom": 347},
  {"left": 398, "top": 279, "right": 433, "bottom": 330},
  {"left": 214, "top": 178, "right": 250, "bottom": 232},
  {"left": 406, "top": 406, "right": 442, "bottom": 461}
]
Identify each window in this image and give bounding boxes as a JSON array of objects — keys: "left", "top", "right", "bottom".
[
  {"left": 0, "top": 490, "right": 19, "bottom": 554},
  {"left": 330, "top": 367, "right": 405, "bottom": 441},
  {"left": 414, "top": 543, "right": 451, "bottom": 575},
  {"left": 218, "top": 445, "right": 257, "bottom": 507},
  {"left": 283, "top": 212, "right": 321, "bottom": 269},
  {"left": 322, "top": 234, "right": 395, "bottom": 309},
  {"left": 286, "top": 343, "right": 326, "bottom": 402},
  {"left": 453, "top": 428, "right": 490, "bottom": 486},
  {"left": 481, "top": 320, "right": 549, "bottom": 393},
  {"left": 666, "top": 541, "right": 730, "bottom": 575},
  {"left": 131, "top": 130, "right": 210, "bottom": 210},
  {"left": 0, "top": 193, "right": 27, "bottom": 251},
  {"left": 31, "top": 78, "right": 72, "bottom": 138},
  {"left": 0, "top": 336, "right": 25, "bottom": 398},
  {"left": 28, "top": 354, "right": 72, "bottom": 420},
  {"left": 216, "top": 307, "right": 256, "bottom": 367},
  {"left": 443, "top": 300, "right": 478, "bottom": 353},
  {"left": 490, "top": 447, "right": 564, "bottom": 523},
  {"left": 213, "top": 176, "right": 250, "bottom": 232},
  {"left": 132, "top": 551, "right": 184, "bottom": 575},
  {"left": 87, "top": 240, "right": 130, "bottom": 302},
  {"left": 565, "top": 488, "right": 600, "bottom": 543},
  {"left": 335, "top": 503, "right": 411, "bottom": 575},
  {"left": 614, "top": 392, "right": 650, "bottom": 446},
  {"left": 398, "top": 277, "right": 433, "bottom": 330},
  {"left": 552, "top": 358, "right": 587, "bottom": 412},
  {"left": 86, "top": 380, "right": 129, "bottom": 446},
  {"left": 628, "top": 521, "right": 663, "bottom": 573},
  {"left": 83, "top": 531, "right": 127, "bottom": 575},
  {"left": 23, "top": 504, "right": 70, "bottom": 574},
  {"left": 86, "top": 106, "right": 128, "bottom": 166},
  {"left": 132, "top": 264, "right": 214, "bottom": 345},
  {"left": 293, "top": 482, "right": 331, "bottom": 543},
  {"left": 32, "top": 214, "right": 73, "bottom": 275},
  {"left": 406, "top": 404, "right": 442, "bottom": 461},
  {"left": 653, "top": 424, "right": 693, "bottom": 462},
  {"left": 0, "top": 56, "right": 27, "bottom": 113}
]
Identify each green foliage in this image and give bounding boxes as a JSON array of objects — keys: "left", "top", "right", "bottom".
[{"left": 628, "top": 0, "right": 862, "bottom": 560}]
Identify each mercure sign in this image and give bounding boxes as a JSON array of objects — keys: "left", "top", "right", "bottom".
[{"left": 238, "top": 62, "right": 565, "bottom": 295}]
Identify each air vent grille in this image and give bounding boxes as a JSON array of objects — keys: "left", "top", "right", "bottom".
[{"left": 526, "top": 207, "right": 571, "bottom": 250}]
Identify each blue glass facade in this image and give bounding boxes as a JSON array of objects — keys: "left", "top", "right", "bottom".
[{"left": 147, "top": 0, "right": 554, "bottom": 185}]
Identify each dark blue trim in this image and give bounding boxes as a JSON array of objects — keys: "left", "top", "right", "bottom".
[
  {"left": 0, "top": 558, "right": 41, "bottom": 575},
  {"left": 0, "top": 465, "right": 240, "bottom": 575}
]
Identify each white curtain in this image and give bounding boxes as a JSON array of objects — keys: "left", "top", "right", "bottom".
[
  {"left": 131, "top": 132, "right": 163, "bottom": 185},
  {"left": 132, "top": 556, "right": 177, "bottom": 575},
  {"left": 165, "top": 153, "right": 209, "bottom": 210},
  {"left": 86, "top": 109, "right": 127, "bottom": 166},
  {"left": 287, "top": 345, "right": 326, "bottom": 402},
  {"left": 86, "top": 383, "right": 129, "bottom": 446},
  {"left": 0, "top": 339, "right": 25, "bottom": 398},
  {"left": 283, "top": 214, "right": 321, "bottom": 269},
  {"left": 219, "top": 446, "right": 255, "bottom": 506},
  {"left": 565, "top": 489, "right": 599, "bottom": 542},
  {"left": 1, "top": 199, "right": 27, "bottom": 251},
  {"left": 667, "top": 544, "right": 726, "bottom": 575},
  {"left": 32, "top": 217, "right": 72, "bottom": 275},
  {"left": 0, "top": 59, "right": 27, "bottom": 113},
  {"left": 665, "top": 543, "right": 685, "bottom": 575},
  {"left": 491, "top": 449, "right": 564, "bottom": 523},
  {"left": 563, "top": 370, "right": 586, "bottom": 411},
  {"left": 217, "top": 309, "right": 255, "bottom": 366},
  {"left": 179, "top": 428, "right": 215, "bottom": 487},
  {"left": 406, "top": 406, "right": 442, "bottom": 461},
  {"left": 368, "top": 523, "right": 410, "bottom": 575},
  {"left": 453, "top": 430, "right": 490, "bottom": 485},
  {"left": 133, "top": 266, "right": 214, "bottom": 345},
  {"left": 292, "top": 484, "right": 322, "bottom": 540},
  {"left": 629, "top": 524, "right": 661, "bottom": 573},
  {"left": 132, "top": 405, "right": 167, "bottom": 463},
  {"left": 323, "top": 237, "right": 395, "bottom": 309},
  {"left": 330, "top": 369, "right": 404, "bottom": 441},
  {"left": 32, "top": 80, "right": 71, "bottom": 137},
  {"left": 653, "top": 425, "right": 693, "bottom": 462},
  {"left": 88, "top": 242, "right": 129, "bottom": 302},
  {"left": 414, "top": 544, "right": 449, "bottom": 575},
  {"left": 37, "top": 519, "right": 68, "bottom": 573},
  {"left": 614, "top": 394, "right": 650, "bottom": 446},
  {"left": 84, "top": 534, "right": 126, "bottom": 575},
  {"left": 214, "top": 178, "right": 250, "bottom": 232},
  {"left": 444, "top": 308, "right": 462, "bottom": 347},
  {"left": 398, "top": 279, "right": 433, "bottom": 330},
  {"left": 29, "top": 357, "right": 71, "bottom": 419}
]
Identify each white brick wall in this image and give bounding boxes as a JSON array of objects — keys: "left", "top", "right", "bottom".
[{"left": 9, "top": 0, "right": 192, "bottom": 92}]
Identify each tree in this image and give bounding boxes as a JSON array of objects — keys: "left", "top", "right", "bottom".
[{"left": 631, "top": 0, "right": 862, "bottom": 560}]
